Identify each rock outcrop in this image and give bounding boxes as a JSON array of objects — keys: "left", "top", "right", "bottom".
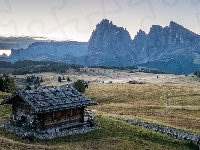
[
  {"left": 85, "top": 20, "right": 200, "bottom": 74},
  {"left": 85, "top": 19, "right": 134, "bottom": 66},
  {"left": 133, "top": 21, "right": 200, "bottom": 64}
]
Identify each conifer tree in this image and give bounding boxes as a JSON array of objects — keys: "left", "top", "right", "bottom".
[
  {"left": 40, "top": 77, "right": 43, "bottom": 82},
  {"left": 58, "top": 76, "right": 61, "bottom": 82},
  {"left": 0, "top": 76, "right": 4, "bottom": 92},
  {"left": 3, "top": 76, "right": 16, "bottom": 93},
  {"left": 67, "top": 77, "right": 70, "bottom": 81},
  {"left": 73, "top": 79, "right": 86, "bottom": 93}
]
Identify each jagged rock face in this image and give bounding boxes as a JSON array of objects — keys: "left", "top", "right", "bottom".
[
  {"left": 86, "top": 19, "right": 134, "bottom": 66},
  {"left": 86, "top": 20, "right": 200, "bottom": 74},
  {"left": 133, "top": 21, "right": 200, "bottom": 64},
  {"left": 2, "top": 19, "right": 200, "bottom": 74},
  {"left": 86, "top": 19, "right": 200, "bottom": 66},
  {"left": 131, "top": 29, "right": 147, "bottom": 62}
]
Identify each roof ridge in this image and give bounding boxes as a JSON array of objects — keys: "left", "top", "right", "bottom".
[{"left": 1, "top": 86, "right": 97, "bottom": 114}]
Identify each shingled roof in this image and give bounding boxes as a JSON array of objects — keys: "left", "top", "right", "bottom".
[{"left": 1, "top": 86, "right": 96, "bottom": 114}]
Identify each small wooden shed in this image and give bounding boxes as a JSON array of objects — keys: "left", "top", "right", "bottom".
[{"left": 1, "top": 86, "right": 96, "bottom": 131}]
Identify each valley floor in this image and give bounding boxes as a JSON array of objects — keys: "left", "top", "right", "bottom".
[{"left": 1, "top": 68, "right": 200, "bottom": 149}]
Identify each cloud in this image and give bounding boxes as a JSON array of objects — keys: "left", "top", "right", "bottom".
[{"left": 0, "top": 36, "right": 50, "bottom": 50}]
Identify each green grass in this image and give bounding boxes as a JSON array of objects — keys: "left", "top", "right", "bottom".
[
  {"left": 28, "top": 116, "right": 199, "bottom": 149},
  {"left": 0, "top": 83, "right": 199, "bottom": 149},
  {"left": 0, "top": 115, "right": 197, "bottom": 150},
  {"left": 0, "top": 92, "right": 11, "bottom": 122}
]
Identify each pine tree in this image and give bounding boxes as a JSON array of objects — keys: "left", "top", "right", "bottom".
[
  {"left": 34, "top": 76, "right": 40, "bottom": 84},
  {"left": 67, "top": 77, "right": 70, "bottom": 81},
  {"left": 26, "top": 76, "right": 32, "bottom": 83},
  {"left": 3, "top": 76, "right": 9, "bottom": 92},
  {"left": 2, "top": 73, "right": 7, "bottom": 77},
  {"left": 58, "top": 76, "right": 61, "bottom": 82},
  {"left": 8, "top": 77, "right": 16, "bottom": 93},
  {"left": 73, "top": 79, "right": 86, "bottom": 93},
  {"left": 3, "top": 76, "right": 16, "bottom": 93},
  {"left": 40, "top": 77, "right": 43, "bottom": 82},
  {"left": 0, "top": 76, "right": 4, "bottom": 92},
  {"left": 31, "top": 75, "right": 35, "bottom": 80}
]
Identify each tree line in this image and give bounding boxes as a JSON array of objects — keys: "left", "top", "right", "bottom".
[
  {"left": 58, "top": 76, "right": 71, "bottom": 82},
  {"left": 139, "top": 68, "right": 168, "bottom": 74},
  {"left": 0, "top": 60, "right": 83, "bottom": 75},
  {"left": 89, "top": 65, "right": 138, "bottom": 70},
  {"left": 26, "top": 75, "right": 43, "bottom": 84},
  {"left": 88, "top": 65, "right": 167, "bottom": 74}
]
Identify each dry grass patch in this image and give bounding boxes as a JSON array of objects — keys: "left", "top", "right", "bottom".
[
  {"left": 86, "top": 83, "right": 200, "bottom": 132},
  {"left": 86, "top": 84, "right": 164, "bottom": 105}
]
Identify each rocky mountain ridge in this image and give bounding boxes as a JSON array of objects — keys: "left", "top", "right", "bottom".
[
  {"left": 8, "top": 41, "right": 88, "bottom": 63},
  {"left": 132, "top": 21, "right": 200, "bottom": 64},
  {"left": 85, "top": 19, "right": 200, "bottom": 74},
  {"left": 2, "top": 19, "right": 200, "bottom": 74},
  {"left": 85, "top": 19, "right": 133, "bottom": 66}
]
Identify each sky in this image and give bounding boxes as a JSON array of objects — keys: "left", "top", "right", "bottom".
[{"left": 1, "top": 0, "right": 200, "bottom": 45}]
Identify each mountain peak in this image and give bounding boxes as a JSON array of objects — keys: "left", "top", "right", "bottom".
[
  {"left": 169, "top": 21, "right": 183, "bottom": 28},
  {"left": 98, "top": 19, "right": 114, "bottom": 26},
  {"left": 150, "top": 25, "right": 163, "bottom": 31},
  {"left": 133, "top": 29, "right": 146, "bottom": 41},
  {"left": 169, "top": 20, "right": 200, "bottom": 36},
  {"left": 99, "top": 19, "right": 109, "bottom": 25},
  {"left": 87, "top": 19, "right": 133, "bottom": 66},
  {"left": 170, "top": 21, "right": 179, "bottom": 26},
  {"left": 138, "top": 29, "right": 146, "bottom": 34}
]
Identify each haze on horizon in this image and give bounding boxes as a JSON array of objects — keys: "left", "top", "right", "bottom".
[{"left": 0, "top": 0, "right": 200, "bottom": 42}]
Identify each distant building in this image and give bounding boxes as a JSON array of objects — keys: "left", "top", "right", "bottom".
[
  {"left": 1, "top": 86, "right": 97, "bottom": 132},
  {"left": 128, "top": 80, "right": 138, "bottom": 84},
  {"left": 128, "top": 80, "right": 145, "bottom": 84}
]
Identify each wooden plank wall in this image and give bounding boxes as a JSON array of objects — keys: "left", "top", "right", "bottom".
[
  {"left": 43, "top": 108, "right": 84, "bottom": 129},
  {"left": 13, "top": 99, "right": 35, "bottom": 117}
]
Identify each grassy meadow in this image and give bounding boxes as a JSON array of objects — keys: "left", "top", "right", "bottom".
[
  {"left": 86, "top": 83, "right": 200, "bottom": 132},
  {"left": 0, "top": 115, "right": 197, "bottom": 150},
  {"left": 0, "top": 82, "right": 200, "bottom": 149}
]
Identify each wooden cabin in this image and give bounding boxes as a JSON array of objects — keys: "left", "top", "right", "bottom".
[{"left": 1, "top": 86, "right": 96, "bottom": 131}]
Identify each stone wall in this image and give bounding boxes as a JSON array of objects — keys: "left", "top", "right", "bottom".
[{"left": 110, "top": 116, "right": 200, "bottom": 147}]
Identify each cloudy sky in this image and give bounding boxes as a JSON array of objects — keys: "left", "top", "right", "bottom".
[{"left": 1, "top": 0, "right": 200, "bottom": 43}]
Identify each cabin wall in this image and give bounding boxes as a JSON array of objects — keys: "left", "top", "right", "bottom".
[
  {"left": 43, "top": 108, "right": 84, "bottom": 129},
  {"left": 12, "top": 99, "right": 35, "bottom": 121},
  {"left": 11, "top": 99, "right": 42, "bottom": 129}
]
